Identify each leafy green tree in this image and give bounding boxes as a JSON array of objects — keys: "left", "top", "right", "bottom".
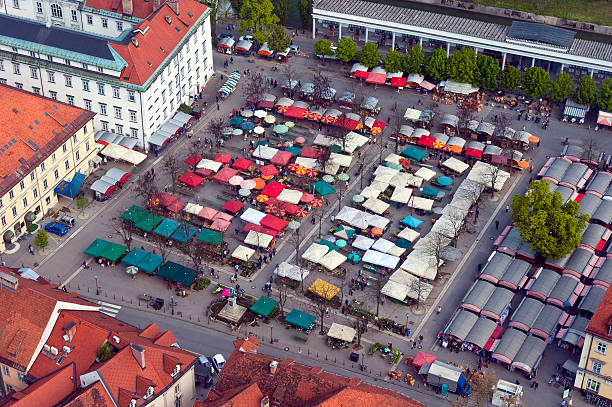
[
  {"left": 547, "top": 71, "right": 574, "bottom": 102},
  {"left": 229, "top": 0, "right": 244, "bottom": 14},
  {"left": 298, "top": 0, "right": 311, "bottom": 28},
  {"left": 425, "top": 48, "right": 448, "bottom": 82},
  {"left": 359, "top": 42, "right": 380, "bottom": 69},
  {"left": 336, "top": 38, "right": 356, "bottom": 63},
  {"left": 574, "top": 75, "right": 597, "bottom": 105},
  {"left": 522, "top": 67, "right": 550, "bottom": 99},
  {"left": 239, "top": 0, "right": 279, "bottom": 44},
  {"left": 448, "top": 47, "right": 477, "bottom": 85},
  {"left": 314, "top": 39, "right": 333, "bottom": 57},
  {"left": 501, "top": 66, "right": 521, "bottom": 91},
  {"left": 76, "top": 195, "right": 90, "bottom": 216},
  {"left": 268, "top": 24, "right": 290, "bottom": 53},
  {"left": 475, "top": 54, "right": 500, "bottom": 90},
  {"left": 382, "top": 49, "right": 402, "bottom": 73},
  {"left": 405, "top": 44, "right": 424, "bottom": 74},
  {"left": 33, "top": 230, "right": 48, "bottom": 251},
  {"left": 272, "top": 0, "right": 290, "bottom": 24},
  {"left": 510, "top": 180, "right": 588, "bottom": 260},
  {"left": 597, "top": 79, "right": 612, "bottom": 112}
]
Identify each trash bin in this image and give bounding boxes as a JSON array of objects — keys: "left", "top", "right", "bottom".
[{"left": 349, "top": 352, "right": 359, "bottom": 362}]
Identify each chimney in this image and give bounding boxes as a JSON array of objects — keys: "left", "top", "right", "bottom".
[
  {"left": 131, "top": 344, "right": 146, "bottom": 369},
  {"left": 269, "top": 360, "right": 278, "bottom": 375},
  {"left": 121, "top": 0, "right": 133, "bottom": 16},
  {"left": 166, "top": 0, "right": 179, "bottom": 15},
  {"left": 131, "top": 37, "right": 139, "bottom": 47},
  {"left": 153, "top": 0, "right": 161, "bottom": 11},
  {"left": 260, "top": 395, "right": 270, "bottom": 407},
  {"left": 165, "top": 15, "right": 172, "bottom": 24},
  {"left": 64, "top": 322, "right": 77, "bottom": 343}
]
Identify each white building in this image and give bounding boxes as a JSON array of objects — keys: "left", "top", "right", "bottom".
[{"left": 0, "top": 0, "right": 214, "bottom": 149}]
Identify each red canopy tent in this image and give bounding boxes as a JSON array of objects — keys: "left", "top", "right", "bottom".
[
  {"left": 232, "top": 158, "right": 253, "bottom": 171},
  {"left": 282, "top": 202, "right": 299, "bottom": 215},
  {"left": 365, "top": 72, "right": 386, "bottom": 85},
  {"left": 178, "top": 172, "right": 205, "bottom": 188},
  {"left": 198, "top": 207, "right": 219, "bottom": 221},
  {"left": 214, "top": 153, "right": 232, "bottom": 164},
  {"left": 465, "top": 148, "right": 483, "bottom": 159},
  {"left": 212, "top": 212, "right": 233, "bottom": 222},
  {"left": 260, "top": 214, "right": 288, "bottom": 231},
  {"left": 158, "top": 192, "right": 178, "bottom": 207},
  {"left": 300, "top": 192, "right": 314, "bottom": 203},
  {"left": 301, "top": 147, "right": 322, "bottom": 159},
  {"left": 184, "top": 154, "right": 202, "bottom": 167},
  {"left": 261, "top": 181, "right": 286, "bottom": 198},
  {"left": 420, "top": 80, "right": 436, "bottom": 91},
  {"left": 284, "top": 106, "right": 308, "bottom": 119},
  {"left": 213, "top": 167, "right": 239, "bottom": 184},
  {"left": 243, "top": 223, "right": 277, "bottom": 236},
  {"left": 354, "top": 70, "right": 368, "bottom": 79},
  {"left": 222, "top": 199, "right": 244, "bottom": 214},
  {"left": 370, "top": 120, "right": 386, "bottom": 134},
  {"left": 270, "top": 150, "right": 292, "bottom": 166},
  {"left": 259, "top": 164, "right": 279, "bottom": 177},
  {"left": 417, "top": 136, "right": 435, "bottom": 148},
  {"left": 391, "top": 77, "right": 407, "bottom": 87},
  {"left": 195, "top": 168, "right": 215, "bottom": 178},
  {"left": 340, "top": 117, "right": 362, "bottom": 131},
  {"left": 412, "top": 351, "right": 437, "bottom": 370},
  {"left": 165, "top": 200, "right": 186, "bottom": 213},
  {"left": 211, "top": 218, "right": 232, "bottom": 232}
]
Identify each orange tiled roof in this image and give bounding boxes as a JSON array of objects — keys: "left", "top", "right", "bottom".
[
  {"left": 587, "top": 284, "right": 612, "bottom": 340},
  {"left": 63, "top": 381, "right": 115, "bottom": 407},
  {"left": 154, "top": 330, "right": 177, "bottom": 347},
  {"left": 84, "top": 0, "right": 154, "bottom": 19},
  {"left": 0, "top": 85, "right": 94, "bottom": 197},
  {"left": 219, "top": 383, "right": 263, "bottom": 407},
  {"left": 2, "top": 363, "right": 77, "bottom": 407},
  {"left": 232, "top": 335, "right": 260, "bottom": 353},
  {"left": 110, "top": 0, "right": 207, "bottom": 86}
]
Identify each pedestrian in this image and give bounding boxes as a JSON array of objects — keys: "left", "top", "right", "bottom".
[
  {"left": 505, "top": 204, "right": 509, "bottom": 213},
  {"left": 485, "top": 360, "right": 489, "bottom": 368},
  {"left": 478, "top": 361, "right": 483, "bottom": 370},
  {"left": 475, "top": 209, "right": 479, "bottom": 219},
  {"left": 495, "top": 220, "right": 499, "bottom": 229},
  {"left": 535, "top": 381, "right": 539, "bottom": 389},
  {"left": 28, "top": 244, "right": 34, "bottom": 255},
  {"left": 217, "top": 103, "right": 220, "bottom": 110},
  {"left": 152, "top": 248, "right": 156, "bottom": 254},
  {"left": 537, "top": 140, "right": 541, "bottom": 147},
  {"left": 477, "top": 263, "right": 482, "bottom": 272}
]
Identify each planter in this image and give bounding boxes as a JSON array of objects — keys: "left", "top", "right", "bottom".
[{"left": 26, "top": 223, "right": 39, "bottom": 234}]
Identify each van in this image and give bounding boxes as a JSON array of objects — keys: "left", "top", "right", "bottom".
[{"left": 57, "top": 214, "right": 75, "bottom": 228}]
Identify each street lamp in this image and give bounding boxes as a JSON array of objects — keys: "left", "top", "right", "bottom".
[
  {"left": 270, "top": 324, "right": 274, "bottom": 344},
  {"left": 170, "top": 295, "right": 175, "bottom": 315},
  {"left": 94, "top": 275, "right": 99, "bottom": 296}
]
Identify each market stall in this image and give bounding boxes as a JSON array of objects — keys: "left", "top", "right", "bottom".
[{"left": 327, "top": 323, "right": 356, "bottom": 348}]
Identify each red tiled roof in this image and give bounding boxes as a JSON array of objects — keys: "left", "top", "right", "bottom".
[
  {"left": 219, "top": 383, "right": 263, "bottom": 407},
  {"left": 110, "top": 0, "right": 207, "bottom": 86},
  {"left": 63, "top": 381, "right": 115, "bottom": 407},
  {"left": 587, "top": 285, "right": 612, "bottom": 340},
  {"left": 0, "top": 85, "right": 94, "bottom": 197},
  {"left": 232, "top": 335, "right": 260, "bottom": 353},
  {"left": 2, "top": 363, "right": 77, "bottom": 407},
  {"left": 153, "top": 330, "right": 177, "bottom": 347},
  {"left": 139, "top": 322, "right": 163, "bottom": 339},
  {"left": 84, "top": 0, "right": 154, "bottom": 19}
]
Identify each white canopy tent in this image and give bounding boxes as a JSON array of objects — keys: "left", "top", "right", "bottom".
[
  {"left": 318, "top": 250, "right": 347, "bottom": 270},
  {"left": 184, "top": 203, "right": 204, "bottom": 215},
  {"left": 398, "top": 227, "right": 420, "bottom": 242},
  {"left": 295, "top": 157, "right": 318, "bottom": 169},
  {"left": 401, "top": 250, "right": 440, "bottom": 280},
  {"left": 442, "top": 157, "right": 470, "bottom": 174},
  {"left": 232, "top": 245, "right": 256, "bottom": 261},
  {"left": 253, "top": 145, "right": 279, "bottom": 160},
  {"left": 363, "top": 197, "right": 390, "bottom": 214},
  {"left": 408, "top": 196, "right": 435, "bottom": 212},
  {"left": 352, "top": 235, "right": 375, "bottom": 250},
  {"left": 302, "top": 243, "right": 329, "bottom": 263},
  {"left": 327, "top": 323, "right": 356, "bottom": 342},
  {"left": 391, "top": 186, "right": 413, "bottom": 203},
  {"left": 329, "top": 153, "right": 353, "bottom": 168},
  {"left": 313, "top": 133, "right": 337, "bottom": 147},
  {"left": 467, "top": 161, "right": 510, "bottom": 191},
  {"left": 384, "top": 153, "right": 403, "bottom": 165},
  {"left": 360, "top": 186, "right": 382, "bottom": 199},
  {"left": 274, "top": 262, "right": 310, "bottom": 281},
  {"left": 362, "top": 249, "right": 400, "bottom": 269},
  {"left": 240, "top": 208, "right": 266, "bottom": 225},
  {"left": 197, "top": 159, "right": 223, "bottom": 172},
  {"left": 415, "top": 167, "right": 436, "bottom": 181},
  {"left": 372, "top": 238, "right": 406, "bottom": 256},
  {"left": 277, "top": 189, "right": 303, "bottom": 204},
  {"left": 244, "top": 231, "right": 274, "bottom": 248}
]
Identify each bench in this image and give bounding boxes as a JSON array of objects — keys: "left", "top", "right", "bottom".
[{"left": 294, "top": 333, "right": 308, "bottom": 342}]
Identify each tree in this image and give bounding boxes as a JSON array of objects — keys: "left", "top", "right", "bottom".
[
  {"left": 238, "top": 0, "right": 279, "bottom": 44},
  {"left": 134, "top": 171, "right": 159, "bottom": 211},
  {"left": 76, "top": 195, "right": 90, "bottom": 216},
  {"left": 492, "top": 112, "right": 511, "bottom": 141},
  {"left": 310, "top": 283, "right": 338, "bottom": 335},
  {"left": 312, "top": 69, "right": 331, "bottom": 107},
  {"left": 382, "top": 49, "right": 402, "bottom": 74},
  {"left": 501, "top": 65, "right": 521, "bottom": 91},
  {"left": 522, "top": 66, "right": 550, "bottom": 99},
  {"left": 353, "top": 313, "right": 370, "bottom": 348},
  {"left": 275, "top": 278, "right": 289, "bottom": 318},
  {"left": 229, "top": 0, "right": 244, "bottom": 14},
  {"left": 425, "top": 48, "right": 448, "bottom": 81},
  {"left": 510, "top": 180, "right": 589, "bottom": 260},
  {"left": 335, "top": 177, "right": 347, "bottom": 211},
  {"left": 272, "top": 0, "right": 289, "bottom": 24},
  {"left": 575, "top": 75, "right": 597, "bottom": 105},
  {"left": 548, "top": 71, "right": 574, "bottom": 103},
  {"left": 161, "top": 154, "right": 181, "bottom": 193},
  {"left": 268, "top": 24, "right": 290, "bottom": 53},
  {"left": 243, "top": 71, "right": 267, "bottom": 101},
  {"left": 314, "top": 39, "right": 333, "bottom": 57},
  {"left": 107, "top": 217, "right": 135, "bottom": 250},
  {"left": 96, "top": 343, "right": 115, "bottom": 362},
  {"left": 297, "top": 0, "right": 311, "bottom": 28},
  {"left": 151, "top": 232, "right": 169, "bottom": 261},
  {"left": 336, "top": 38, "right": 356, "bottom": 63},
  {"left": 448, "top": 47, "right": 477, "bottom": 85},
  {"left": 419, "top": 231, "right": 449, "bottom": 278},
  {"left": 409, "top": 277, "right": 430, "bottom": 310},
  {"left": 359, "top": 42, "right": 380, "bottom": 69},
  {"left": 185, "top": 135, "right": 205, "bottom": 171},
  {"left": 480, "top": 163, "right": 504, "bottom": 197},
  {"left": 597, "top": 79, "right": 612, "bottom": 111},
  {"left": 461, "top": 180, "right": 485, "bottom": 225},
  {"left": 205, "top": 116, "right": 226, "bottom": 147},
  {"left": 456, "top": 104, "right": 477, "bottom": 138},
  {"left": 33, "top": 230, "right": 48, "bottom": 252},
  {"left": 475, "top": 54, "right": 500, "bottom": 90},
  {"left": 405, "top": 44, "right": 425, "bottom": 75},
  {"left": 470, "top": 370, "right": 498, "bottom": 407},
  {"left": 390, "top": 102, "right": 405, "bottom": 153},
  {"left": 371, "top": 276, "right": 385, "bottom": 317},
  {"left": 582, "top": 133, "right": 599, "bottom": 168}
]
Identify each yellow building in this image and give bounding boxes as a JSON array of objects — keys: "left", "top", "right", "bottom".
[
  {"left": 576, "top": 287, "right": 612, "bottom": 400},
  {"left": 0, "top": 85, "right": 97, "bottom": 252}
]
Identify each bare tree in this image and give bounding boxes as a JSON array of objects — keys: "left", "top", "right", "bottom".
[
  {"left": 336, "top": 178, "right": 347, "bottom": 211},
  {"left": 582, "top": 133, "right": 599, "bottom": 168},
  {"left": 450, "top": 397, "right": 469, "bottom": 407},
  {"left": 353, "top": 313, "right": 370, "bottom": 349},
  {"left": 372, "top": 275, "right": 385, "bottom": 317},
  {"left": 375, "top": 132, "right": 387, "bottom": 165},
  {"left": 205, "top": 117, "right": 227, "bottom": 148},
  {"left": 107, "top": 216, "right": 135, "bottom": 251},
  {"left": 288, "top": 227, "right": 305, "bottom": 293},
  {"left": 275, "top": 278, "right": 289, "bottom": 318},
  {"left": 243, "top": 71, "right": 267, "bottom": 100},
  {"left": 390, "top": 102, "right": 405, "bottom": 153},
  {"left": 161, "top": 153, "right": 181, "bottom": 193},
  {"left": 151, "top": 232, "right": 169, "bottom": 262},
  {"left": 185, "top": 136, "right": 205, "bottom": 171},
  {"left": 180, "top": 241, "right": 206, "bottom": 277},
  {"left": 480, "top": 164, "right": 504, "bottom": 197},
  {"left": 456, "top": 104, "right": 477, "bottom": 138},
  {"left": 134, "top": 171, "right": 159, "bottom": 212},
  {"left": 282, "top": 61, "right": 296, "bottom": 98},
  {"left": 310, "top": 283, "right": 338, "bottom": 335},
  {"left": 409, "top": 277, "right": 430, "bottom": 311},
  {"left": 492, "top": 112, "right": 512, "bottom": 142},
  {"left": 313, "top": 205, "right": 325, "bottom": 238},
  {"left": 446, "top": 210, "right": 465, "bottom": 246},
  {"left": 356, "top": 152, "right": 368, "bottom": 189},
  {"left": 418, "top": 232, "right": 450, "bottom": 278},
  {"left": 470, "top": 370, "right": 498, "bottom": 407},
  {"left": 312, "top": 69, "right": 331, "bottom": 108},
  {"left": 461, "top": 181, "right": 485, "bottom": 225},
  {"left": 316, "top": 147, "right": 332, "bottom": 176}
]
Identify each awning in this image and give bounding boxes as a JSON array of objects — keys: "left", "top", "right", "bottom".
[
  {"left": 178, "top": 172, "right": 205, "bottom": 187},
  {"left": 327, "top": 323, "right": 356, "bottom": 342},
  {"left": 54, "top": 171, "right": 86, "bottom": 198},
  {"left": 598, "top": 110, "right": 612, "bottom": 126},
  {"left": 84, "top": 238, "right": 127, "bottom": 261},
  {"left": 90, "top": 179, "right": 116, "bottom": 195},
  {"left": 309, "top": 278, "right": 340, "bottom": 299},
  {"left": 156, "top": 261, "right": 196, "bottom": 286},
  {"left": 274, "top": 262, "right": 309, "bottom": 281},
  {"left": 219, "top": 71, "right": 241, "bottom": 97},
  {"left": 122, "top": 248, "right": 163, "bottom": 274},
  {"left": 250, "top": 296, "right": 278, "bottom": 317},
  {"left": 153, "top": 218, "right": 180, "bottom": 238},
  {"left": 232, "top": 245, "right": 256, "bottom": 262},
  {"left": 285, "top": 309, "right": 316, "bottom": 330},
  {"left": 563, "top": 101, "right": 588, "bottom": 119},
  {"left": 218, "top": 37, "right": 235, "bottom": 48},
  {"left": 391, "top": 77, "right": 407, "bottom": 87},
  {"left": 197, "top": 228, "right": 222, "bottom": 245}
]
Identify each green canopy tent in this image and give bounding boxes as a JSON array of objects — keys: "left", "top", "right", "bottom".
[
  {"left": 84, "top": 239, "right": 127, "bottom": 262},
  {"left": 156, "top": 261, "right": 197, "bottom": 286},
  {"left": 385, "top": 162, "right": 403, "bottom": 170},
  {"left": 318, "top": 239, "right": 339, "bottom": 251},
  {"left": 121, "top": 248, "right": 163, "bottom": 274},
  {"left": 401, "top": 146, "right": 427, "bottom": 162},
  {"left": 197, "top": 228, "right": 222, "bottom": 245},
  {"left": 285, "top": 146, "right": 301, "bottom": 156},
  {"left": 249, "top": 296, "right": 279, "bottom": 317},
  {"left": 171, "top": 224, "right": 199, "bottom": 243},
  {"left": 312, "top": 180, "right": 336, "bottom": 196},
  {"left": 154, "top": 218, "right": 180, "bottom": 238},
  {"left": 121, "top": 205, "right": 147, "bottom": 222},
  {"left": 134, "top": 213, "right": 163, "bottom": 232},
  {"left": 285, "top": 309, "right": 316, "bottom": 330}
]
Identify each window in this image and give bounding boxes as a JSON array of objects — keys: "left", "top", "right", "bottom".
[
  {"left": 587, "top": 379, "right": 601, "bottom": 393},
  {"left": 97, "top": 66, "right": 103, "bottom": 73},
  {"left": 51, "top": 153, "right": 56, "bottom": 163},
  {"left": 22, "top": 197, "right": 27, "bottom": 208},
  {"left": 30, "top": 173, "right": 35, "bottom": 182},
  {"left": 45, "top": 197, "right": 51, "bottom": 205},
  {"left": 112, "top": 87, "right": 120, "bottom": 98},
  {"left": 18, "top": 373, "right": 25, "bottom": 383},
  {"left": 29, "top": 51, "right": 36, "bottom": 57},
  {"left": 11, "top": 206, "right": 17, "bottom": 218},
  {"left": 0, "top": 216, "right": 5, "bottom": 227},
  {"left": 64, "top": 74, "right": 72, "bottom": 87},
  {"left": 130, "top": 128, "right": 138, "bottom": 138},
  {"left": 0, "top": 60, "right": 4, "bottom": 71},
  {"left": 592, "top": 360, "right": 603, "bottom": 374},
  {"left": 129, "top": 110, "right": 137, "bottom": 122},
  {"left": 65, "top": 59, "right": 71, "bottom": 66},
  {"left": 6, "top": 384, "right": 13, "bottom": 393},
  {"left": 40, "top": 162, "right": 45, "bottom": 172},
  {"left": 67, "top": 95, "right": 74, "bottom": 105},
  {"left": 64, "top": 160, "right": 70, "bottom": 171},
  {"left": 47, "top": 55, "right": 53, "bottom": 61},
  {"left": 49, "top": 90, "right": 57, "bottom": 99},
  {"left": 62, "top": 143, "right": 67, "bottom": 153},
  {"left": 32, "top": 188, "right": 38, "bottom": 199},
  {"left": 2, "top": 365, "right": 10, "bottom": 376},
  {"left": 85, "top": 141, "right": 90, "bottom": 151},
  {"left": 50, "top": 4, "right": 62, "bottom": 18},
  {"left": 175, "top": 383, "right": 180, "bottom": 393},
  {"left": 84, "top": 99, "right": 92, "bottom": 111},
  {"left": 47, "top": 71, "right": 55, "bottom": 83},
  {"left": 72, "top": 134, "right": 77, "bottom": 144},
  {"left": 194, "top": 50, "right": 199, "bottom": 62},
  {"left": 83, "top": 124, "right": 87, "bottom": 133},
  {"left": 54, "top": 169, "right": 59, "bottom": 180},
  {"left": 36, "top": 2, "right": 42, "bottom": 13},
  {"left": 82, "top": 64, "right": 88, "bottom": 71},
  {"left": 114, "top": 106, "right": 122, "bottom": 119},
  {"left": 33, "top": 87, "right": 40, "bottom": 95},
  {"left": 187, "top": 59, "right": 191, "bottom": 71},
  {"left": 82, "top": 79, "right": 89, "bottom": 91},
  {"left": 101, "top": 121, "right": 109, "bottom": 131},
  {"left": 12, "top": 0, "right": 18, "bottom": 9},
  {"left": 12, "top": 63, "right": 20, "bottom": 75},
  {"left": 597, "top": 342, "right": 607, "bottom": 355},
  {"left": 116, "top": 21, "right": 123, "bottom": 31},
  {"left": 101, "top": 18, "right": 108, "bottom": 28},
  {"left": 71, "top": 9, "right": 77, "bottom": 22},
  {"left": 0, "top": 79, "right": 6, "bottom": 85},
  {"left": 97, "top": 83, "right": 105, "bottom": 95},
  {"left": 8, "top": 190, "right": 14, "bottom": 199},
  {"left": 86, "top": 15, "right": 93, "bottom": 25},
  {"left": 128, "top": 90, "right": 135, "bottom": 102},
  {"left": 15, "top": 82, "right": 23, "bottom": 89},
  {"left": 29, "top": 66, "right": 38, "bottom": 79},
  {"left": 99, "top": 103, "right": 107, "bottom": 116},
  {"left": 116, "top": 124, "right": 123, "bottom": 135},
  {"left": 19, "top": 181, "right": 24, "bottom": 190},
  {"left": 75, "top": 150, "right": 80, "bottom": 161},
  {"left": 43, "top": 179, "right": 48, "bottom": 190}
]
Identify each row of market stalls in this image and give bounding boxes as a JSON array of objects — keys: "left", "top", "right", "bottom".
[
  {"left": 349, "top": 63, "right": 435, "bottom": 91},
  {"left": 89, "top": 167, "right": 132, "bottom": 201},
  {"left": 147, "top": 111, "right": 194, "bottom": 151}
]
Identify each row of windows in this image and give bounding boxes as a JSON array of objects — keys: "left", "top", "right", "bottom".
[
  {"left": 0, "top": 51, "right": 105, "bottom": 73},
  {"left": 24, "top": 0, "right": 125, "bottom": 31}
]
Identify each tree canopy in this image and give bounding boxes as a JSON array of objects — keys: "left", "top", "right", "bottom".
[
  {"left": 575, "top": 75, "right": 597, "bottom": 105},
  {"left": 425, "top": 48, "right": 448, "bottom": 82},
  {"left": 548, "top": 71, "right": 574, "bottom": 102},
  {"left": 272, "top": 0, "right": 290, "bottom": 24},
  {"left": 510, "top": 180, "right": 589, "bottom": 260},
  {"left": 448, "top": 47, "right": 477, "bottom": 85},
  {"left": 501, "top": 66, "right": 521, "bottom": 91},
  {"left": 268, "top": 24, "right": 290, "bottom": 53},
  {"left": 522, "top": 67, "right": 550, "bottom": 99},
  {"left": 238, "top": 0, "right": 279, "bottom": 43},
  {"left": 314, "top": 39, "right": 333, "bottom": 56},
  {"left": 297, "top": 0, "right": 311, "bottom": 28},
  {"left": 597, "top": 79, "right": 612, "bottom": 112},
  {"left": 475, "top": 54, "right": 500, "bottom": 90},
  {"left": 359, "top": 42, "right": 380, "bottom": 69},
  {"left": 336, "top": 38, "right": 356, "bottom": 63},
  {"left": 404, "top": 44, "right": 424, "bottom": 75},
  {"left": 382, "top": 49, "right": 402, "bottom": 73}
]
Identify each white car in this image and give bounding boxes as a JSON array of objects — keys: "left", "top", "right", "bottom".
[
  {"left": 212, "top": 353, "right": 226, "bottom": 373},
  {"left": 289, "top": 44, "right": 299, "bottom": 53},
  {"left": 239, "top": 35, "right": 254, "bottom": 42}
]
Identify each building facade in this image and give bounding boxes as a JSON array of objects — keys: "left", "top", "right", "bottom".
[
  {"left": 0, "top": 0, "right": 213, "bottom": 149},
  {"left": 0, "top": 85, "right": 97, "bottom": 252}
]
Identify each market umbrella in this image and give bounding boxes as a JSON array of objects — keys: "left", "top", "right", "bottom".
[
  {"left": 241, "top": 121, "right": 255, "bottom": 131},
  {"left": 295, "top": 208, "right": 308, "bottom": 217},
  {"left": 450, "top": 145, "right": 463, "bottom": 154},
  {"left": 273, "top": 124, "right": 289, "bottom": 134},
  {"left": 295, "top": 165, "right": 307, "bottom": 176},
  {"left": 252, "top": 178, "right": 266, "bottom": 189},
  {"left": 240, "top": 179, "right": 256, "bottom": 190},
  {"left": 311, "top": 199, "right": 323, "bottom": 207},
  {"left": 322, "top": 175, "right": 335, "bottom": 183},
  {"left": 254, "top": 126, "right": 265, "bottom": 135},
  {"left": 229, "top": 175, "right": 244, "bottom": 186},
  {"left": 241, "top": 109, "right": 254, "bottom": 118},
  {"left": 306, "top": 168, "right": 318, "bottom": 177},
  {"left": 348, "top": 252, "right": 360, "bottom": 263},
  {"left": 221, "top": 127, "right": 233, "bottom": 135},
  {"left": 285, "top": 121, "right": 295, "bottom": 128},
  {"left": 352, "top": 194, "right": 365, "bottom": 203},
  {"left": 232, "top": 128, "right": 243, "bottom": 136},
  {"left": 256, "top": 194, "right": 270, "bottom": 203},
  {"left": 266, "top": 204, "right": 285, "bottom": 217},
  {"left": 300, "top": 192, "right": 314, "bottom": 203},
  {"left": 433, "top": 140, "right": 445, "bottom": 149},
  {"left": 528, "top": 135, "right": 539, "bottom": 143},
  {"left": 336, "top": 239, "right": 347, "bottom": 248},
  {"left": 399, "top": 158, "right": 410, "bottom": 167},
  {"left": 239, "top": 188, "right": 251, "bottom": 196},
  {"left": 230, "top": 117, "right": 243, "bottom": 126},
  {"left": 125, "top": 266, "right": 139, "bottom": 276},
  {"left": 254, "top": 109, "right": 267, "bottom": 118},
  {"left": 295, "top": 136, "right": 306, "bottom": 145},
  {"left": 371, "top": 227, "right": 383, "bottom": 236},
  {"left": 338, "top": 173, "right": 349, "bottom": 181},
  {"left": 437, "top": 176, "right": 453, "bottom": 186},
  {"left": 265, "top": 115, "right": 276, "bottom": 124},
  {"left": 261, "top": 174, "right": 274, "bottom": 181},
  {"left": 517, "top": 160, "right": 530, "bottom": 169},
  {"left": 288, "top": 162, "right": 300, "bottom": 172}
]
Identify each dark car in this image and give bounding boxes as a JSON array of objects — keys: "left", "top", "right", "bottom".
[
  {"left": 195, "top": 355, "right": 214, "bottom": 388},
  {"left": 44, "top": 222, "right": 69, "bottom": 236}
]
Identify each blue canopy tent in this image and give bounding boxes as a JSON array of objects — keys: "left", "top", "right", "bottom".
[
  {"left": 122, "top": 248, "right": 163, "bottom": 274},
  {"left": 401, "top": 215, "right": 423, "bottom": 228},
  {"left": 171, "top": 224, "right": 199, "bottom": 243},
  {"left": 285, "top": 309, "right": 316, "bottom": 330},
  {"left": 401, "top": 146, "right": 427, "bottom": 162},
  {"left": 54, "top": 172, "right": 86, "bottom": 198}
]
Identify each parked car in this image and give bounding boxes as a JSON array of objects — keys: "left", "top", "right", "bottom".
[
  {"left": 212, "top": 353, "right": 226, "bottom": 373},
  {"left": 57, "top": 214, "right": 75, "bottom": 228},
  {"left": 239, "top": 35, "right": 254, "bottom": 42},
  {"left": 44, "top": 222, "right": 69, "bottom": 236},
  {"left": 195, "top": 355, "right": 214, "bottom": 387},
  {"left": 217, "top": 32, "right": 234, "bottom": 41},
  {"left": 289, "top": 44, "right": 300, "bottom": 53}
]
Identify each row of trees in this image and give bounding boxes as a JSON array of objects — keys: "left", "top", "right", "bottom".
[{"left": 227, "top": 0, "right": 311, "bottom": 27}]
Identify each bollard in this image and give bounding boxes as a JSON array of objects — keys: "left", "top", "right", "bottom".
[
  {"left": 189, "top": 315, "right": 191, "bottom": 320},
  {"left": 122, "top": 296, "right": 124, "bottom": 302},
  {"left": 325, "top": 355, "right": 327, "bottom": 360},
  {"left": 334, "top": 357, "right": 336, "bottom": 363},
  {"left": 87, "top": 287, "right": 90, "bottom": 293},
  {"left": 130, "top": 299, "right": 133, "bottom": 304},
  {"left": 343, "top": 361, "right": 345, "bottom": 366},
  {"left": 317, "top": 352, "right": 319, "bottom": 358},
  {"left": 77, "top": 285, "right": 80, "bottom": 290},
  {"left": 105, "top": 292, "right": 107, "bottom": 297},
  {"left": 198, "top": 316, "right": 200, "bottom": 322},
  {"left": 113, "top": 294, "right": 115, "bottom": 300},
  {"left": 351, "top": 363, "right": 354, "bottom": 368}
]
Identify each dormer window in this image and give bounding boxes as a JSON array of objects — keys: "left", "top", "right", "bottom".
[
  {"left": 129, "top": 400, "right": 136, "bottom": 407},
  {"left": 144, "top": 386, "right": 154, "bottom": 399},
  {"left": 608, "top": 325, "right": 612, "bottom": 336},
  {"left": 171, "top": 364, "right": 180, "bottom": 377}
]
